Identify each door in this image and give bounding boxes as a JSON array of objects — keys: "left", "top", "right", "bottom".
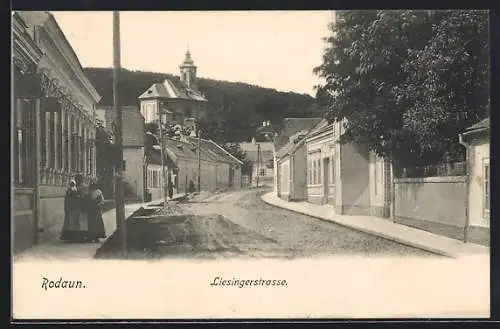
[
  {"left": 323, "top": 157, "right": 330, "bottom": 204},
  {"left": 13, "top": 97, "right": 38, "bottom": 252},
  {"left": 229, "top": 165, "right": 234, "bottom": 188}
]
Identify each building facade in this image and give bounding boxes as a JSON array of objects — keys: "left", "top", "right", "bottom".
[
  {"left": 305, "top": 119, "right": 337, "bottom": 205},
  {"left": 239, "top": 140, "right": 274, "bottom": 187},
  {"left": 459, "top": 117, "right": 490, "bottom": 232},
  {"left": 276, "top": 130, "right": 309, "bottom": 201},
  {"left": 163, "top": 136, "right": 243, "bottom": 194},
  {"left": 303, "top": 118, "right": 391, "bottom": 217},
  {"left": 96, "top": 105, "right": 146, "bottom": 202},
  {"left": 12, "top": 12, "right": 101, "bottom": 252}
]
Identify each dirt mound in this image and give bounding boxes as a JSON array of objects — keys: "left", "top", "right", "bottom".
[
  {"left": 152, "top": 203, "right": 186, "bottom": 216},
  {"left": 156, "top": 214, "right": 277, "bottom": 253},
  {"left": 95, "top": 214, "right": 278, "bottom": 259}
]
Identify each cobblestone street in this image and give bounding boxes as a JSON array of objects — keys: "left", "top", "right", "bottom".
[{"left": 182, "top": 188, "right": 438, "bottom": 258}]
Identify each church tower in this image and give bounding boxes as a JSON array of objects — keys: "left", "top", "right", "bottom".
[{"left": 179, "top": 48, "right": 198, "bottom": 90}]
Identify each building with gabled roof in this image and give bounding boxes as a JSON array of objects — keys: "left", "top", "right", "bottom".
[
  {"left": 163, "top": 136, "right": 243, "bottom": 193},
  {"left": 138, "top": 49, "right": 208, "bottom": 133},
  {"left": 272, "top": 117, "right": 322, "bottom": 195},
  {"left": 303, "top": 117, "right": 391, "bottom": 218},
  {"left": 459, "top": 116, "right": 490, "bottom": 234},
  {"left": 12, "top": 11, "right": 102, "bottom": 252}
]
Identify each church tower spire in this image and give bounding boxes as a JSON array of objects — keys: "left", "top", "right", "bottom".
[{"left": 179, "top": 46, "right": 198, "bottom": 90}]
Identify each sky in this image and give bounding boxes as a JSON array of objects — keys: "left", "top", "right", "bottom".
[{"left": 51, "top": 11, "right": 335, "bottom": 96}]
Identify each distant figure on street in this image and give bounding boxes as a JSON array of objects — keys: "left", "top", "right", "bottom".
[
  {"left": 168, "top": 173, "right": 174, "bottom": 199},
  {"left": 86, "top": 180, "right": 106, "bottom": 243},
  {"left": 168, "top": 181, "right": 174, "bottom": 199},
  {"left": 60, "top": 176, "right": 88, "bottom": 242},
  {"left": 188, "top": 179, "right": 196, "bottom": 193}
]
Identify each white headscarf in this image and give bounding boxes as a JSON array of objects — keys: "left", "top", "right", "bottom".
[{"left": 69, "top": 179, "right": 77, "bottom": 191}]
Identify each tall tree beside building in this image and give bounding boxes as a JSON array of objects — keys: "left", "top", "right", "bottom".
[{"left": 314, "top": 10, "right": 489, "bottom": 167}]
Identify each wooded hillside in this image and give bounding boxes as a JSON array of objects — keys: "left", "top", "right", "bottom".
[{"left": 84, "top": 67, "right": 322, "bottom": 142}]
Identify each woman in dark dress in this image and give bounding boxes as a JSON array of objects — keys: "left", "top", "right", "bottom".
[
  {"left": 86, "top": 181, "right": 106, "bottom": 243},
  {"left": 60, "top": 178, "right": 88, "bottom": 242}
]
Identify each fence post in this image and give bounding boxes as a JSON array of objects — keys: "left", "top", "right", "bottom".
[
  {"left": 390, "top": 160, "right": 395, "bottom": 222},
  {"left": 463, "top": 151, "right": 470, "bottom": 243}
]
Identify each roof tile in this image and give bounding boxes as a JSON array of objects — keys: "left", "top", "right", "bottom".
[
  {"left": 274, "top": 117, "right": 323, "bottom": 152},
  {"left": 138, "top": 77, "right": 207, "bottom": 102}
]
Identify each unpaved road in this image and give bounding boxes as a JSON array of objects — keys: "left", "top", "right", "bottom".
[{"left": 180, "top": 188, "right": 438, "bottom": 258}]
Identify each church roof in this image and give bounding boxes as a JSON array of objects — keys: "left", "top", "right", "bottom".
[{"left": 138, "top": 76, "right": 207, "bottom": 102}]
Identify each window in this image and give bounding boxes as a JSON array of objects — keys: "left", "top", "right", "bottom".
[
  {"left": 148, "top": 168, "right": 161, "bottom": 189},
  {"left": 40, "top": 107, "right": 47, "bottom": 167},
  {"left": 79, "top": 125, "right": 85, "bottom": 172},
  {"left": 64, "top": 111, "right": 69, "bottom": 171},
  {"left": 259, "top": 168, "right": 266, "bottom": 176},
  {"left": 48, "top": 111, "right": 55, "bottom": 168},
  {"left": 316, "top": 157, "right": 321, "bottom": 185},
  {"left": 330, "top": 155, "right": 335, "bottom": 185},
  {"left": 13, "top": 99, "right": 34, "bottom": 186},
  {"left": 56, "top": 110, "right": 62, "bottom": 170},
  {"left": 312, "top": 158, "right": 316, "bottom": 185},
  {"left": 483, "top": 157, "right": 490, "bottom": 219},
  {"left": 70, "top": 117, "right": 77, "bottom": 171}
]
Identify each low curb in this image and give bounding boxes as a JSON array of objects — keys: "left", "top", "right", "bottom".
[{"left": 260, "top": 193, "right": 456, "bottom": 258}]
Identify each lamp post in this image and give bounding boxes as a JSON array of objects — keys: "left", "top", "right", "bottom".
[
  {"left": 197, "top": 126, "right": 201, "bottom": 193},
  {"left": 158, "top": 108, "right": 168, "bottom": 207},
  {"left": 263, "top": 131, "right": 277, "bottom": 193},
  {"left": 252, "top": 138, "right": 261, "bottom": 188}
]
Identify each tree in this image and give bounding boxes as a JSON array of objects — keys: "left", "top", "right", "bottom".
[
  {"left": 400, "top": 10, "right": 489, "bottom": 163},
  {"left": 314, "top": 10, "right": 489, "bottom": 167},
  {"left": 223, "top": 142, "right": 253, "bottom": 176}
]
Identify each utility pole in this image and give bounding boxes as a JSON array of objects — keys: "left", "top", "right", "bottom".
[
  {"left": 158, "top": 107, "right": 167, "bottom": 206},
  {"left": 197, "top": 127, "right": 201, "bottom": 193},
  {"left": 256, "top": 142, "right": 260, "bottom": 188},
  {"left": 113, "top": 11, "right": 127, "bottom": 257}
]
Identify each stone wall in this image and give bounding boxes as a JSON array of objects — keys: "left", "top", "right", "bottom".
[{"left": 394, "top": 176, "right": 467, "bottom": 227}]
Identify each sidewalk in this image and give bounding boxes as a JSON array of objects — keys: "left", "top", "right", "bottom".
[
  {"left": 13, "top": 195, "right": 185, "bottom": 262},
  {"left": 261, "top": 192, "right": 489, "bottom": 259}
]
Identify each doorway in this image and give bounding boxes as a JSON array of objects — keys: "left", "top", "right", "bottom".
[{"left": 323, "top": 157, "right": 330, "bottom": 204}]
